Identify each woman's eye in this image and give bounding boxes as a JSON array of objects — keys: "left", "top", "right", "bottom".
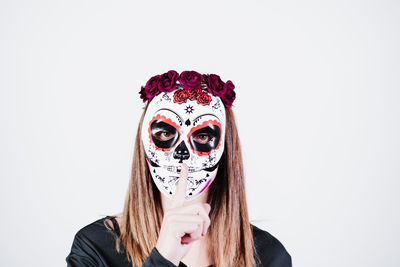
[
  {"left": 193, "top": 133, "right": 213, "bottom": 144},
  {"left": 154, "top": 131, "right": 174, "bottom": 141}
]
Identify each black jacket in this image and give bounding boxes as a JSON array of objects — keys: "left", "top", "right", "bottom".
[{"left": 66, "top": 216, "right": 292, "bottom": 267}]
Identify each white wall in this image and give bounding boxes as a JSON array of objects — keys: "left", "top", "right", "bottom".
[{"left": 0, "top": 0, "right": 399, "bottom": 266}]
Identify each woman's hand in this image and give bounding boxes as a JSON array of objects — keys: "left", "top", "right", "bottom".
[{"left": 155, "top": 163, "right": 211, "bottom": 266}]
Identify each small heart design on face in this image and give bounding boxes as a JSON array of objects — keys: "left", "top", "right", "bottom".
[{"left": 141, "top": 87, "right": 226, "bottom": 201}]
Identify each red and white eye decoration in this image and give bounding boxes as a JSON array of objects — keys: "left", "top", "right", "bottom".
[
  {"left": 148, "top": 114, "right": 182, "bottom": 152},
  {"left": 141, "top": 87, "right": 226, "bottom": 201},
  {"left": 187, "top": 120, "right": 222, "bottom": 156}
]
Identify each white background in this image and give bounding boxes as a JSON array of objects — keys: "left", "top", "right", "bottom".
[{"left": 1, "top": 0, "right": 399, "bottom": 266}]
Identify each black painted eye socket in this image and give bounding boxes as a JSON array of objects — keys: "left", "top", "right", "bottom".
[
  {"left": 151, "top": 121, "right": 179, "bottom": 149},
  {"left": 189, "top": 125, "right": 221, "bottom": 153}
]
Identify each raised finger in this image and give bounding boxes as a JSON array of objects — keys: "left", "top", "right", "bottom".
[
  {"left": 170, "top": 163, "right": 188, "bottom": 209},
  {"left": 171, "top": 163, "right": 188, "bottom": 208}
]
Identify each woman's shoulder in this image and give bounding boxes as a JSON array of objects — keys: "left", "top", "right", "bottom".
[
  {"left": 72, "top": 217, "right": 117, "bottom": 243},
  {"left": 66, "top": 216, "right": 129, "bottom": 267},
  {"left": 250, "top": 224, "right": 292, "bottom": 267}
]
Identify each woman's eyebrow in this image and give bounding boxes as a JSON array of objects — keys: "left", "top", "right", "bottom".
[
  {"left": 193, "top": 114, "right": 220, "bottom": 125},
  {"left": 155, "top": 108, "right": 183, "bottom": 126}
]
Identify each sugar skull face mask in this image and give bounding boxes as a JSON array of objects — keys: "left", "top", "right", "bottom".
[{"left": 141, "top": 87, "right": 226, "bottom": 202}]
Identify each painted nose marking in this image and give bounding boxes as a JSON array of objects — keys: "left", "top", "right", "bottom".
[{"left": 173, "top": 141, "right": 190, "bottom": 163}]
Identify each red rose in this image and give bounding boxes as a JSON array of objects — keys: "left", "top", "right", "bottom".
[
  {"left": 221, "top": 80, "right": 236, "bottom": 108},
  {"left": 178, "top": 71, "right": 203, "bottom": 90},
  {"left": 173, "top": 89, "right": 190, "bottom": 104},
  {"left": 158, "top": 70, "right": 179, "bottom": 92},
  {"left": 144, "top": 75, "right": 161, "bottom": 100},
  {"left": 196, "top": 92, "right": 212, "bottom": 106},
  {"left": 205, "top": 74, "right": 226, "bottom": 97},
  {"left": 188, "top": 88, "right": 202, "bottom": 100}
]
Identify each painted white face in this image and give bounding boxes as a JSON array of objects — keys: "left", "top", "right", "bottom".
[{"left": 141, "top": 86, "right": 226, "bottom": 201}]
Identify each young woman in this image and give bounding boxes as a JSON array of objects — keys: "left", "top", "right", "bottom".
[{"left": 66, "top": 70, "right": 292, "bottom": 267}]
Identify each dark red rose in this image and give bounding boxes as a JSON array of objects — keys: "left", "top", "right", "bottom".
[
  {"left": 144, "top": 74, "right": 161, "bottom": 100},
  {"left": 221, "top": 80, "right": 236, "bottom": 108},
  {"left": 158, "top": 70, "right": 179, "bottom": 92},
  {"left": 206, "top": 74, "right": 226, "bottom": 97},
  {"left": 139, "top": 85, "right": 148, "bottom": 102},
  {"left": 173, "top": 89, "right": 190, "bottom": 104},
  {"left": 196, "top": 92, "right": 212, "bottom": 106},
  {"left": 188, "top": 88, "right": 202, "bottom": 100},
  {"left": 202, "top": 74, "right": 209, "bottom": 85},
  {"left": 178, "top": 71, "right": 203, "bottom": 90}
]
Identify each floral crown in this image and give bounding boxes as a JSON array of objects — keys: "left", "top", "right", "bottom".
[{"left": 139, "top": 70, "right": 236, "bottom": 108}]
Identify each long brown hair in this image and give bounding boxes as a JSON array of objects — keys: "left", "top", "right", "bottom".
[{"left": 112, "top": 103, "right": 259, "bottom": 266}]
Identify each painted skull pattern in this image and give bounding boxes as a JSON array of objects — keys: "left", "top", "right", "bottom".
[{"left": 141, "top": 85, "right": 226, "bottom": 201}]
